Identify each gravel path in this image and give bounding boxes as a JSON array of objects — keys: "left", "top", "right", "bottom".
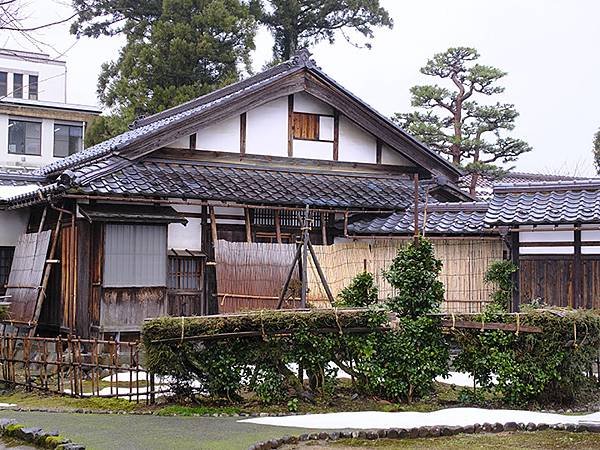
[{"left": 0, "top": 411, "right": 322, "bottom": 450}]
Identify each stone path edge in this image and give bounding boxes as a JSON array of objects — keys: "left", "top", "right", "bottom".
[
  {"left": 246, "top": 421, "right": 600, "bottom": 450},
  {"left": 0, "top": 417, "right": 86, "bottom": 449}
]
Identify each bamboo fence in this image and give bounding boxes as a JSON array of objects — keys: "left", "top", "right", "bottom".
[
  {"left": 0, "top": 334, "right": 156, "bottom": 403},
  {"left": 217, "top": 238, "right": 504, "bottom": 313}
]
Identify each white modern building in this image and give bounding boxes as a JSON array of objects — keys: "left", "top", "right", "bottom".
[{"left": 0, "top": 48, "right": 101, "bottom": 168}]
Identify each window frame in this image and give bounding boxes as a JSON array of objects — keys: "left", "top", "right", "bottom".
[
  {"left": 8, "top": 119, "right": 42, "bottom": 156},
  {"left": 12, "top": 73, "right": 23, "bottom": 98},
  {"left": 28, "top": 74, "right": 38, "bottom": 100},
  {"left": 292, "top": 112, "right": 335, "bottom": 143},
  {"left": 53, "top": 122, "right": 83, "bottom": 157},
  {"left": 103, "top": 223, "right": 168, "bottom": 288},
  {"left": 0, "top": 246, "right": 15, "bottom": 296},
  {"left": 0, "top": 72, "right": 7, "bottom": 97}
]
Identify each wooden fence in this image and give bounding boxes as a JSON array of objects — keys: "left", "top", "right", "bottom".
[
  {"left": 0, "top": 334, "right": 157, "bottom": 403},
  {"left": 216, "top": 238, "right": 504, "bottom": 313}
]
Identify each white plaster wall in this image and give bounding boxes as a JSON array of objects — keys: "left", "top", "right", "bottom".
[
  {"left": 0, "top": 54, "right": 66, "bottom": 102},
  {"left": 0, "top": 209, "right": 29, "bottom": 246},
  {"left": 294, "top": 92, "right": 333, "bottom": 115},
  {"left": 168, "top": 204, "right": 203, "bottom": 251},
  {"left": 519, "top": 230, "right": 574, "bottom": 242},
  {"left": 293, "top": 140, "right": 333, "bottom": 160},
  {"left": 197, "top": 116, "right": 240, "bottom": 153},
  {"left": 213, "top": 206, "right": 244, "bottom": 225},
  {"left": 246, "top": 97, "right": 288, "bottom": 157},
  {"left": 381, "top": 144, "right": 411, "bottom": 165},
  {"left": 168, "top": 135, "right": 190, "bottom": 149},
  {"left": 338, "top": 116, "right": 376, "bottom": 163}
]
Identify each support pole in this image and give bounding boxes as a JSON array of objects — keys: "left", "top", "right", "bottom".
[
  {"left": 276, "top": 245, "right": 302, "bottom": 309},
  {"left": 300, "top": 205, "right": 310, "bottom": 308},
  {"left": 307, "top": 240, "right": 335, "bottom": 305}
]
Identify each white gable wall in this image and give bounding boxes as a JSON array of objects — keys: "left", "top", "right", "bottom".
[
  {"left": 338, "top": 116, "right": 377, "bottom": 163},
  {"left": 0, "top": 210, "right": 29, "bottom": 246},
  {"left": 246, "top": 96, "right": 288, "bottom": 157},
  {"left": 163, "top": 92, "right": 413, "bottom": 168}
]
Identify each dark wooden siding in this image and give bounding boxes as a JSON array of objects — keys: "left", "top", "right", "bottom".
[
  {"left": 100, "top": 287, "right": 167, "bottom": 332},
  {"left": 582, "top": 257, "right": 600, "bottom": 309},
  {"left": 519, "top": 257, "right": 574, "bottom": 307}
]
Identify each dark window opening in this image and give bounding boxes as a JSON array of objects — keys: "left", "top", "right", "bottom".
[
  {"left": 8, "top": 119, "right": 41, "bottom": 155},
  {"left": 0, "top": 72, "right": 7, "bottom": 97},
  {"left": 54, "top": 124, "right": 83, "bottom": 157},
  {"left": 28, "top": 75, "right": 38, "bottom": 100},
  {"left": 253, "top": 209, "right": 325, "bottom": 228},
  {"left": 13, "top": 73, "right": 23, "bottom": 98},
  {"left": 168, "top": 256, "right": 203, "bottom": 290},
  {"left": 0, "top": 247, "right": 15, "bottom": 297},
  {"left": 254, "top": 232, "right": 294, "bottom": 244}
]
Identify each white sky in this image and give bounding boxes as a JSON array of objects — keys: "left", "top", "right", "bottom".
[{"left": 2, "top": 0, "right": 599, "bottom": 176}]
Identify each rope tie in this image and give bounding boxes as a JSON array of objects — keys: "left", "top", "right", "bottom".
[
  {"left": 515, "top": 313, "right": 520, "bottom": 336},
  {"left": 334, "top": 307, "right": 343, "bottom": 335},
  {"left": 260, "top": 310, "right": 266, "bottom": 341},
  {"left": 180, "top": 316, "right": 185, "bottom": 345},
  {"left": 451, "top": 313, "right": 456, "bottom": 331}
]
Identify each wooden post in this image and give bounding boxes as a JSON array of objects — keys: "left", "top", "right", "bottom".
[
  {"left": 209, "top": 206, "right": 218, "bottom": 244},
  {"left": 376, "top": 139, "right": 382, "bottom": 164},
  {"left": 274, "top": 209, "right": 282, "bottom": 244},
  {"left": 574, "top": 224, "right": 583, "bottom": 308},
  {"left": 287, "top": 94, "right": 294, "bottom": 157},
  {"left": 333, "top": 110, "right": 339, "bottom": 161},
  {"left": 320, "top": 212, "right": 327, "bottom": 245},
  {"left": 201, "top": 205, "right": 218, "bottom": 314},
  {"left": 244, "top": 208, "right": 252, "bottom": 243},
  {"left": 37, "top": 206, "right": 48, "bottom": 233},
  {"left": 413, "top": 173, "right": 419, "bottom": 243},
  {"left": 511, "top": 230, "right": 520, "bottom": 312},
  {"left": 240, "top": 113, "right": 247, "bottom": 155},
  {"left": 300, "top": 205, "right": 309, "bottom": 308}
]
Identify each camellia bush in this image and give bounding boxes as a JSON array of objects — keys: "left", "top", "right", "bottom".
[{"left": 335, "top": 271, "right": 379, "bottom": 307}]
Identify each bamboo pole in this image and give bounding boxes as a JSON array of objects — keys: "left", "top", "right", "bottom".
[
  {"left": 276, "top": 245, "right": 302, "bottom": 309},
  {"left": 307, "top": 240, "right": 335, "bottom": 305}
]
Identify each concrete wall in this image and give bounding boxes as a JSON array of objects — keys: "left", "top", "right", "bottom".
[{"left": 0, "top": 52, "right": 66, "bottom": 102}]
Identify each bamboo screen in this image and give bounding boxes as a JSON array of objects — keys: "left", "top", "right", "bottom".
[{"left": 216, "top": 238, "right": 504, "bottom": 314}]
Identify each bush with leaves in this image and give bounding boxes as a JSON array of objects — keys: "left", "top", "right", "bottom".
[
  {"left": 484, "top": 260, "right": 517, "bottom": 312},
  {"left": 335, "top": 271, "right": 379, "bottom": 307}
]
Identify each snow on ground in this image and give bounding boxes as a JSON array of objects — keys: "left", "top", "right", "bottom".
[
  {"left": 435, "top": 372, "right": 498, "bottom": 388},
  {"left": 240, "top": 408, "right": 600, "bottom": 430},
  {"left": 0, "top": 403, "right": 17, "bottom": 407}
]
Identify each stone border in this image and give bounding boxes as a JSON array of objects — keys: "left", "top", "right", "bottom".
[
  {"left": 246, "top": 421, "right": 600, "bottom": 450},
  {"left": 0, "top": 418, "right": 86, "bottom": 449}
]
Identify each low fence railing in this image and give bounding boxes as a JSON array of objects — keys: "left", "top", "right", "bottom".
[{"left": 0, "top": 334, "right": 158, "bottom": 403}]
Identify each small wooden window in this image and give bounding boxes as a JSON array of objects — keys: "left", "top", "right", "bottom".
[
  {"left": 293, "top": 113, "right": 319, "bottom": 140},
  {"left": 168, "top": 256, "right": 203, "bottom": 290}
]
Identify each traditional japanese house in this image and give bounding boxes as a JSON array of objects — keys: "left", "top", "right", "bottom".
[
  {"left": 485, "top": 180, "right": 600, "bottom": 310},
  {"left": 0, "top": 50, "right": 478, "bottom": 338}
]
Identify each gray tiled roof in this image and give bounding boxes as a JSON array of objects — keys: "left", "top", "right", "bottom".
[
  {"left": 0, "top": 167, "right": 43, "bottom": 186},
  {"left": 347, "top": 202, "right": 489, "bottom": 235},
  {"left": 485, "top": 180, "right": 600, "bottom": 225},
  {"left": 72, "top": 158, "right": 424, "bottom": 210}
]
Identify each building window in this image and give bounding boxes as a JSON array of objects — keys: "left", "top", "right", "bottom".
[
  {"left": 8, "top": 119, "right": 41, "bottom": 155},
  {"left": 0, "top": 72, "right": 6, "bottom": 97},
  {"left": 168, "top": 255, "right": 203, "bottom": 290},
  {"left": 292, "top": 112, "right": 335, "bottom": 142},
  {"left": 13, "top": 73, "right": 23, "bottom": 98},
  {"left": 28, "top": 75, "right": 38, "bottom": 100},
  {"left": 103, "top": 224, "right": 167, "bottom": 287},
  {"left": 54, "top": 124, "right": 83, "bottom": 157},
  {"left": 0, "top": 247, "right": 15, "bottom": 296}
]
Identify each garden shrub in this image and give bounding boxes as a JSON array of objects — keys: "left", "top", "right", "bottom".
[
  {"left": 335, "top": 271, "right": 379, "bottom": 307},
  {"left": 452, "top": 309, "right": 600, "bottom": 406},
  {"left": 484, "top": 260, "right": 518, "bottom": 312}
]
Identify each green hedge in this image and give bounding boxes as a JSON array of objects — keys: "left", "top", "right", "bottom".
[
  {"left": 142, "top": 308, "right": 600, "bottom": 407},
  {"left": 452, "top": 309, "right": 600, "bottom": 406}
]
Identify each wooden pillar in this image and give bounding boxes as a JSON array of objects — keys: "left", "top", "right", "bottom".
[
  {"left": 274, "top": 209, "right": 282, "bottom": 244},
  {"left": 574, "top": 224, "right": 583, "bottom": 308},
  {"left": 320, "top": 212, "right": 327, "bottom": 245},
  {"left": 333, "top": 110, "right": 339, "bottom": 161},
  {"left": 376, "top": 139, "right": 382, "bottom": 164},
  {"left": 244, "top": 208, "right": 252, "bottom": 242},
  {"left": 209, "top": 206, "right": 218, "bottom": 244},
  {"left": 287, "top": 95, "right": 294, "bottom": 157},
  {"left": 239, "top": 113, "right": 247, "bottom": 155},
  {"left": 511, "top": 230, "right": 520, "bottom": 312},
  {"left": 201, "top": 205, "right": 218, "bottom": 315}
]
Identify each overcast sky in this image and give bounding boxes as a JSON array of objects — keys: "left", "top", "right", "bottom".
[{"left": 3, "top": 0, "right": 600, "bottom": 176}]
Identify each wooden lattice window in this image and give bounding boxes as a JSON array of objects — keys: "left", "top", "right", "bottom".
[{"left": 167, "top": 256, "right": 204, "bottom": 291}]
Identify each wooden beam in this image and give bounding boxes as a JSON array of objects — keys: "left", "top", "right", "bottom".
[
  {"left": 511, "top": 231, "right": 520, "bottom": 312},
  {"left": 376, "top": 139, "right": 382, "bottom": 164},
  {"left": 333, "top": 110, "right": 339, "bottom": 161},
  {"left": 287, "top": 94, "right": 294, "bottom": 157},
  {"left": 574, "top": 225, "right": 583, "bottom": 308},
  {"left": 274, "top": 209, "right": 282, "bottom": 244},
  {"left": 239, "top": 113, "right": 246, "bottom": 155},
  {"left": 244, "top": 208, "right": 252, "bottom": 243}
]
